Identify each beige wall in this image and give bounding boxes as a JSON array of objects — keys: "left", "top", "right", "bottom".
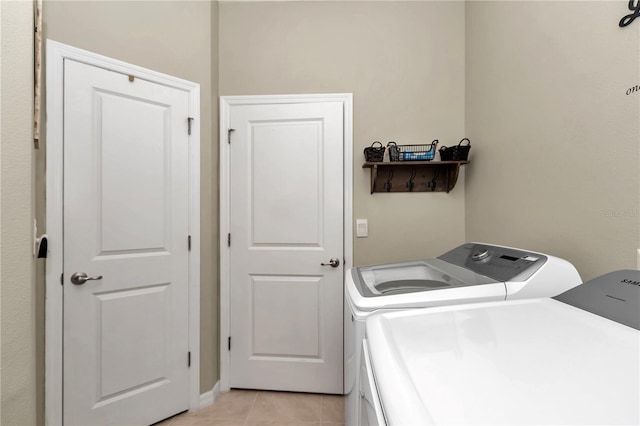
[
  {"left": 42, "top": 0, "right": 218, "bottom": 404},
  {"left": 0, "top": 1, "right": 37, "bottom": 425},
  {"left": 219, "top": 0, "right": 467, "bottom": 266},
  {"left": 465, "top": 1, "right": 640, "bottom": 281}
]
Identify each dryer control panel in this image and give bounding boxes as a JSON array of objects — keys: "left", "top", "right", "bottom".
[
  {"left": 554, "top": 269, "right": 640, "bottom": 330},
  {"left": 438, "top": 243, "right": 548, "bottom": 282}
]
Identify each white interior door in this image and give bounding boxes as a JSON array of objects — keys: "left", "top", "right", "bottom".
[
  {"left": 228, "top": 101, "right": 344, "bottom": 394},
  {"left": 63, "top": 59, "right": 191, "bottom": 425}
]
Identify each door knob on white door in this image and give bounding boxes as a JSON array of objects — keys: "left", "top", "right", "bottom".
[
  {"left": 70, "top": 272, "right": 103, "bottom": 285},
  {"left": 321, "top": 258, "right": 340, "bottom": 268}
]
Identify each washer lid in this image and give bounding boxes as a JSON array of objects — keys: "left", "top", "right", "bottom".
[
  {"left": 366, "top": 298, "right": 640, "bottom": 426},
  {"left": 352, "top": 258, "right": 499, "bottom": 298}
]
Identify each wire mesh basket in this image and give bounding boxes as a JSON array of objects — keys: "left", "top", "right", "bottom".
[{"left": 394, "top": 140, "right": 439, "bottom": 161}]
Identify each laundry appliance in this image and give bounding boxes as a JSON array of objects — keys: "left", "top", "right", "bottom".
[
  {"left": 344, "top": 242, "right": 582, "bottom": 426},
  {"left": 363, "top": 269, "right": 640, "bottom": 425}
]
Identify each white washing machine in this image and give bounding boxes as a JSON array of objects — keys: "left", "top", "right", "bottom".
[
  {"left": 364, "top": 269, "right": 640, "bottom": 425},
  {"left": 344, "top": 242, "right": 582, "bottom": 426}
]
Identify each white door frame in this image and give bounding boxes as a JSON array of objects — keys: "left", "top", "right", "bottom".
[
  {"left": 45, "top": 40, "right": 201, "bottom": 425},
  {"left": 219, "top": 94, "right": 353, "bottom": 392}
]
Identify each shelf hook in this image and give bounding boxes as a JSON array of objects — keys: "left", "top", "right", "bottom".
[
  {"left": 406, "top": 168, "right": 417, "bottom": 192},
  {"left": 384, "top": 169, "right": 394, "bottom": 192}
]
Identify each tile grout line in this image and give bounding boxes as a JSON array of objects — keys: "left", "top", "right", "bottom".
[{"left": 244, "top": 390, "right": 260, "bottom": 426}]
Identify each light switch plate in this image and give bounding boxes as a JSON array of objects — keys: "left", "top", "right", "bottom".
[
  {"left": 356, "top": 219, "right": 368, "bottom": 238},
  {"left": 637, "top": 249, "right": 640, "bottom": 269}
]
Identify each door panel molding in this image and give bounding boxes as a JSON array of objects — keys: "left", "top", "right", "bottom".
[
  {"left": 45, "top": 40, "right": 201, "bottom": 425},
  {"left": 219, "top": 94, "right": 353, "bottom": 392}
]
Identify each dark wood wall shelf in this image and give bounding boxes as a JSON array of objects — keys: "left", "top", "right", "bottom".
[{"left": 363, "top": 161, "right": 469, "bottom": 194}]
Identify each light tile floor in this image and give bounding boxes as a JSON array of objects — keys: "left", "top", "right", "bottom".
[{"left": 155, "top": 390, "right": 345, "bottom": 426}]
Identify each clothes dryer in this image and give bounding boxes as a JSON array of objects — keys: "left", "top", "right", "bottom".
[
  {"left": 344, "top": 242, "right": 582, "bottom": 426},
  {"left": 364, "top": 269, "right": 640, "bottom": 425}
]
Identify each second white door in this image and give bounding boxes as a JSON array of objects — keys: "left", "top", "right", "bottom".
[{"left": 228, "top": 100, "right": 344, "bottom": 394}]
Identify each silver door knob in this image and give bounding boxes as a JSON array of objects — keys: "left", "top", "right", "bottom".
[
  {"left": 321, "top": 258, "right": 340, "bottom": 268},
  {"left": 71, "top": 272, "right": 103, "bottom": 285}
]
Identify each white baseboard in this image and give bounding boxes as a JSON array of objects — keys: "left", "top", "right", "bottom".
[
  {"left": 213, "top": 381, "right": 221, "bottom": 401},
  {"left": 199, "top": 381, "right": 220, "bottom": 409}
]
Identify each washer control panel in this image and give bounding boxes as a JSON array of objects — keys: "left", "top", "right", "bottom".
[{"left": 439, "top": 243, "right": 548, "bottom": 282}]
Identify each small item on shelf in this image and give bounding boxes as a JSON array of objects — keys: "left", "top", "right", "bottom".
[
  {"left": 439, "top": 138, "right": 471, "bottom": 161},
  {"left": 396, "top": 140, "right": 438, "bottom": 161},
  {"left": 363, "top": 141, "right": 385, "bottom": 162},
  {"left": 387, "top": 141, "right": 399, "bottom": 162}
]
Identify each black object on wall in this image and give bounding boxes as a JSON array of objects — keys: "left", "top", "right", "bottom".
[{"left": 619, "top": 0, "right": 640, "bottom": 27}]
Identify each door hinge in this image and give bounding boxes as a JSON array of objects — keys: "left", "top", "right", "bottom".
[
  {"left": 188, "top": 117, "right": 194, "bottom": 136},
  {"left": 228, "top": 128, "right": 235, "bottom": 144},
  {"left": 228, "top": 336, "right": 231, "bottom": 351},
  {"left": 227, "top": 233, "right": 231, "bottom": 247},
  {"left": 60, "top": 273, "right": 64, "bottom": 286},
  {"left": 188, "top": 235, "right": 192, "bottom": 251},
  {"left": 188, "top": 351, "right": 191, "bottom": 367}
]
